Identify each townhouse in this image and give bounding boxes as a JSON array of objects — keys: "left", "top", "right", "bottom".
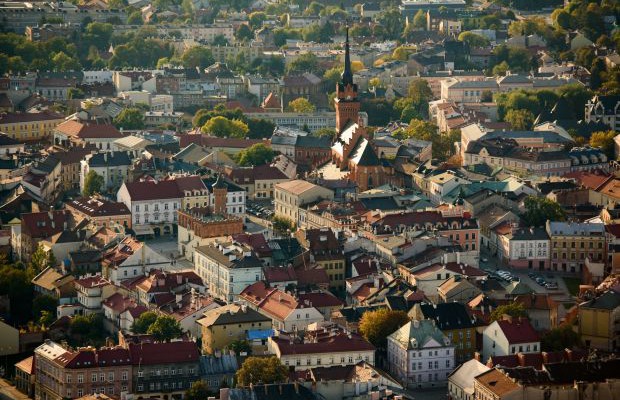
[
  {"left": 54, "top": 120, "right": 124, "bottom": 151},
  {"left": 577, "top": 290, "right": 620, "bottom": 351},
  {"left": 48, "top": 149, "right": 93, "bottom": 191},
  {"left": 0, "top": 111, "right": 64, "bottom": 142},
  {"left": 80, "top": 152, "right": 133, "bottom": 193},
  {"left": 197, "top": 303, "right": 272, "bottom": 355},
  {"left": 225, "top": 164, "right": 289, "bottom": 200},
  {"left": 409, "top": 302, "right": 476, "bottom": 365},
  {"left": 497, "top": 226, "right": 550, "bottom": 270},
  {"left": 18, "top": 210, "right": 72, "bottom": 262},
  {"left": 275, "top": 179, "right": 334, "bottom": 225},
  {"left": 66, "top": 196, "right": 132, "bottom": 230},
  {"left": 387, "top": 319, "right": 455, "bottom": 388},
  {"left": 268, "top": 324, "right": 375, "bottom": 370},
  {"left": 34, "top": 341, "right": 132, "bottom": 400},
  {"left": 194, "top": 241, "right": 263, "bottom": 303},
  {"left": 298, "top": 228, "right": 345, "bottom": 291},
  {"left": 101, "top": 236, "right": 170, "bottom": 284},
  {"left": 481, "top": 316, "right": 541, "bottom": 360},
  {"left": 22, "top": 156, "right": 62, "bottom": 204},
  {"left": 239, "top": 281, "right": 324, "bottom": 332},
  {"left": 546, "top": 221, "right": 606, "bottom": 273},
  {"left": 128, "top": 340, "right": 201, "bottom": 400},
  {"left": 117, "top": 178, "right": 183, "bottom": 236},
  {"left": 448, "top": 359, "right": 490, "bottom": 400}
]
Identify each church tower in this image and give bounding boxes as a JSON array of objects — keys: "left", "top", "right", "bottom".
[
  {"left": 212, "top": 174, "right": 228, "bottom": 215},
  {"left": 335, "top": 27, "right": 361, "bottom": 133}
]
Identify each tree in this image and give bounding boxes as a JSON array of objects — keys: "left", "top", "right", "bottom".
[
  {"left": 359, "top": 308, "right": 409, "bottom": 349},
  {"left": 313, "top": 127, "right": 335, "bottom": 138},
  {"left": 185, "top": 380, "right": 214, "bottom": 400},
  {"left": 272, "top": 216, "right": 296, "bottom": 235},
  {"left": 132, "top": 311, "right": 158, "bottom": 334},
  {"left": 235, "top": 356, "right": 288, "bottom": 386},
  {"left": 113, "top": 108, "right": 145, "bottom": 130},
  {"left": 0, "top": 262, "right": 35, "bottom": 324},
  {"left": 248, "top": 12, "right": 267, "bottom": 30},
  {"left": 288, "top": 97, "right": 315, "bottom": 113},
  {"left": 235, "top": 24, "right": 254, "bottom": 42},
  {"left": 522, "top": 196, "right": 566, "bottom": 228},
  {"left": 30, "top": 244, "right": 56, "bottom": 272},
  {"left": 83, "top": 170, "right": 105, "bottom": 196},
  {"left": 392, "top": 46, "right": 414, "bottom": 61},
  {"left": 127, "top": 10, "right": 143, "bottom": 25},
  {"left": 407, "top": 79, "right": 433, "bottom": 106},
  {"left": 236, "top": 143, "right": 276, "bottom": 166},
  {"left": 201, "top": 116, "right": 249, "bottom": 138},
  {"left": 541, "top": 324, "right": 581, "bottom": 351},
  {"left": 51, "top": 51, "right": 81, "bottom": 71},
  {"left": 393, "top": 119, "right": 437, "bottom": 141},
  {"left": 246, "top": 118, "right": 275, "bottom": 139},
  {"left": 68, "top": 88, "right": 85, "bottom": 99},
  {"left": 181, "top": 46, "right": 215, "bottom": 69},
  {"left": 458, "top": 31, "right": 490, "bottom": 47},
  {"left": 504, "top": 109, "right": 535, "bottom": 130},
  {"left": 212, "top": 34, "right": 229, "bottom": 46},
  {"left": 33, "top": 294, "right": 58, "bottom": 323},
  {"left": 323, "top": 66, "right": 343, "bottom": 87},
  {"left": 147, "top": 315, "right": 183, "bottom": 342},
  {"left": 412, "top": 9, "right": 426, "bottom": 29},
  {"left": 490, "top": 302, "right": 528, "bottom": 322},
  {"left": 228, "top": 339, "right": 251, "bottom": 355},
  {"left": 70, "top": 313, "right": 105, "bottom": 346},
  {"left": 589, "top": 131, "right": 616, "bottom": 158},
  {"left": 287, "top": 53, "right": 319, "bottom": 74}
]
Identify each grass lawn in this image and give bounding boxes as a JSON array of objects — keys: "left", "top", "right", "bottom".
[{"left": 563, "top": 277, "right": 581, "bottom": 297}]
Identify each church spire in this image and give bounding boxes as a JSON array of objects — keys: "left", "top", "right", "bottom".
[{"left": 341, "top": 25, "right": 353, "bottom": 86}]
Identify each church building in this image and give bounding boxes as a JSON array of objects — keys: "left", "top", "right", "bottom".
[{"left": 328, "top": 28, "right": 391, "bottom": 191}]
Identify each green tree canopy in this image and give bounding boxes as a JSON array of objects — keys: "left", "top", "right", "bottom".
[
  {"left": 412, "top": 9, "right": 427, "bottom": 29},
  {"left": 201, "top": 116, "right": 249, "bottom": 138},
  {"left": 522, "top": 196, "right": 567, "bottom": 227},
  {"left": 228, "top": 339, "right": 252, "bottom": 355},
  {"left": 185, "top": 380, "right": 215, "bottom": 400},
  {"left": 541, "top": 324, "right": 581, "bottom": 351},
  {"left": 181, "top": 46, "right": 215, "bottom": 69},
  {"left": 132, "top": 311, "right": 159, "bottom": 334},
  {"left": 236, "top": 143, "right": 276, "bottom": 167},
  {"left": 288, "top": 97, "right": 316, "bottom": 113},
  {"left": 458, "top": 31, "right": 491, "bottom": 47},
  {"left": 504, "top": 109, "right": 535, "bottom": 130},
  {"left": 235, "top": 356, "right": 288, "bottom": 386},
  {"left": 490, "top": 302, "right": 529, "bottom": 322},
  {"left": 83, "top": 170, "right": 105, "bottom": 196},
  {"left": 589, "top": 131, "right": 616, "bottom": 159},
  {"left": 113, "top": 108, "right": 145, "bottom": 130},
  {"left": 359, "top": 308, "right": 409, "bottom": 349},
  {"left": 147, "top": 315, "right": 183, "bottom": 342}
]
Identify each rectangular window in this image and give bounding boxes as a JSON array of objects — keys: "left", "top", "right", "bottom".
[{"left": 78, "top": 374, "right": 83, "bottom": 383}]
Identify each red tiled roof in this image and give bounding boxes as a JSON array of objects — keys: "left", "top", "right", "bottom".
[
  {"left": 488, "top": 354, "right": 519, "bottom": 368},
  {"left": 352, "top": 255, "right": 390, "bottom": 277},
  {"left": 271, "top": 331, "right": 375, "bottom": 356},
  {"left": 295, "top": 267, "right": 330, "bottom": 287},
  {"left": 21, "top": 210, "right": 70, "bottom": 239},
  {"left": 123, "top": 179, "right": 182, "bottom": 201},
  {"left": 298, "top": 292, "right": 344, "bottom": 308},
  {"left": 55, "top": 120, "right": 123, "bottom": 139},
  {"left": 497, "top": 318, "right": 540, "bottom": 344},
  {"left": 67, "top": 196, "right": 130, "bottom": 218},
  {"left": 128, "top": 341, "right": 200, "bottom": 365},
  {"left": 0, "top": 111, "right": 64, "bottom": 124},
  {"left": 233, "top": 233, "right": 272, "bottom": 257},
  {"left": 444, "top": 262, "right": 488, "bottom": 277},
  {"left": 75, "top": 275, "right": 109, "bottom": 289},
  {"left": 563, "top": 170, "right": 613, "bottom": 191},
  {"left": 15, "top": 356, "right": 34, "bottom": 374},
  {"left": 263, "top": 265, "right": 297, "bottom": 283}
]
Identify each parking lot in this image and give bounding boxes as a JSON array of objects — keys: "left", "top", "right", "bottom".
[{"left": 246, "top": 199, "right": 274, "bottom": 219}]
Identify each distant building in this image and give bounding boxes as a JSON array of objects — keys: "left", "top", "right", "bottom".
[{"left": 387, "top": 319, "right": 455, "bottom": 388}]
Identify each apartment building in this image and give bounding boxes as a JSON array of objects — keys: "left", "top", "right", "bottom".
[
  {"left": 275, "top": 180, "right": 334, "bottom": 225},
  {"left": 578, "top": 290, "right": 620, "bottom": 351},
  {"left": 80, "top": 152, "right": 133, "bottom": 193},
  {"left": 546, "top": 221, "right": 606, "bottom": 273},
  {"left": 481, "top": 316, "right": 541, "bottom": 360},
  {"left": 497, "top": 226, "right": 550, "bottom": 270},
  {"left": 34, "top": 341, "right": 132, "bottom": 400},
  {"left": 0, "top": 112, "right": 64, "bottom": 142},
  {"left": 387, "top": 319, "right": 455, "bottom": 388},
  {"left": 66, "top": 196, "right": 131, "bottom": 229},
  {"left": 194, "top": 242, "right": 263, "bottom": 303}
]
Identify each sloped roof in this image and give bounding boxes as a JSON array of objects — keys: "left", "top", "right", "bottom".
[{"left": 496, "top": 318, "right": 540, "bottom": 344}]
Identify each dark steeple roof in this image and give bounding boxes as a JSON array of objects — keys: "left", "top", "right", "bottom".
[
  {"left": 341, "top": 26, "right": 353, "bottom": 87},
  {"left": 213, "top": 173, "right": 228, "bottom": 189}
]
